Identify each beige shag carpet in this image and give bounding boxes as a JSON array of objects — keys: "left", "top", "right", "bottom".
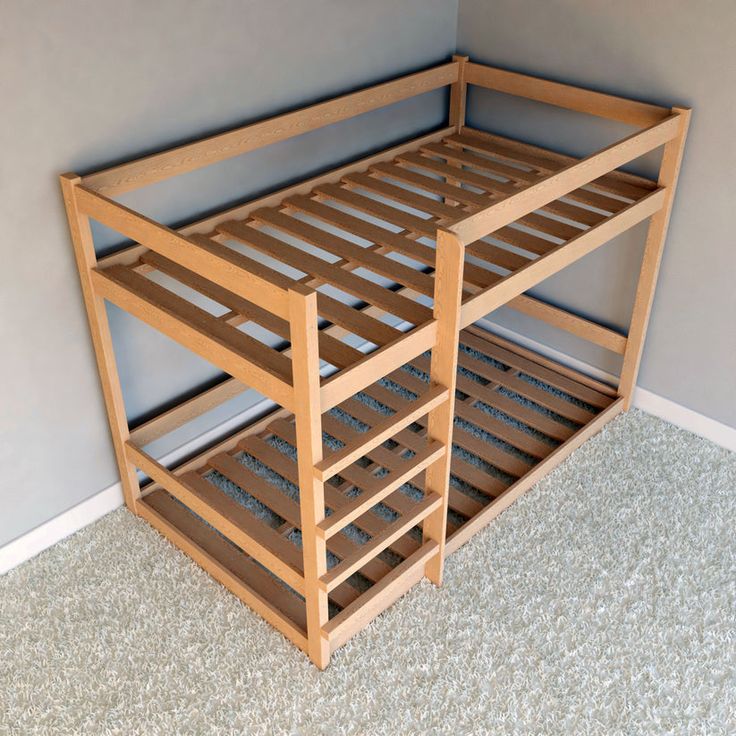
[{"left": 1, "top": 410, "right": 734, "bottom": 735}]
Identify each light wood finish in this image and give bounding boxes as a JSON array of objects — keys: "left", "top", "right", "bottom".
[
  {"left": 83, "top": 63, "right": 459, "bottom": 195},
  {"left": 423, "top": 230, "right": 465, "bottom": 584},
  {"left": 507, "top": 294, "right": 627, "bottom": 354},
  {"left": 449, "top": 115, "right": 679, "bottom": 244},
  {"left": 323, "top": 540, "right": 438, "bottom": 651},
  {"left": 59, "top": 175, "right": 141, "bottom": 512},
  {"left": 140, "top": 492, "right": 309, "bottom": 651},
  {"left": 288, "top": 286, "right": 330, "bottom": 669},
  {"left": 91, "top": 266, "right": 296, "bottom": 411},
  {"left": 315, "top": 384, "right": 449, "bottom": 482},
  {"left": 619, "top": 109, "right": 691, "bottom": 408},
  {"left": 449, "top": 55, "right": 469, "bottom": 130},
  {"left": 63, "top": 57, "right": 688, "bottom": 667},
  {"left": 460, "top": 189, "right": 666, "bottom": 328},
  {"left": 465, "top": 62, "right": 670, "bottom": 127},
  {"left": 75, "top": 186, "right": 291, "bottom": 319}
]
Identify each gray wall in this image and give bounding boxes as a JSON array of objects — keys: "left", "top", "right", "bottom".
[
  {"left": 457, "top": 0, "right": 736, "bottom": 427},
  {"left": 0, "top": 0, "right": 458, "bottom": 547}
]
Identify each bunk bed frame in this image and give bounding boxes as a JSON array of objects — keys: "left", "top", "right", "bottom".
[{"left": 61, "top": 56, "right": 689, "bottom": 669}]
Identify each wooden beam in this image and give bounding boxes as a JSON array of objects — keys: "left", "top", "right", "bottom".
[
  {"left": 288, "top": 286, "right": 331, "bottom": 669},
  {"left": 59, "top": 174, "right": 141, "bottom": 512},
  {"left": 619, "top": 108, "right": 691, "bottom": 407},
  {"left": 76, "top": 186, "right": 291, "bottom": 319},
  {"left": 449, "top": 114, "right": 680, "bottom": 245},
  {"left": 423, "top": 229, "right": 465, "bottom": 585},
  {"left": 465, "top": 62, "right": 671, "bottom": 127},
  {"left": 82, "top": 63, "right": 459, "bottom": 195},
  {"left": 459, "top": 188, "right": 666, "bottom": 328}
]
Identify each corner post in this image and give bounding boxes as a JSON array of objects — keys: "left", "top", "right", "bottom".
[
  {"left": 449, "top": 55, "right": 469, "bottom": 131},
  {"left": 59, "top": 174, "right": 141, "bottom": 513},
  {"left": 288, "top": 284, "right": 330, "bottom": 669},
  {"left": 619, "top": 107, "right": 691, "bottom": 408},
  {"left": 423, "top": 229, "right": 465, "bottom": 585}
]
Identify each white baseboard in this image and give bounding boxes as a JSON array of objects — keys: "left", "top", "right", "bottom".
[
  {"left": 3, "top": 321, "right": 734, "bottom": 576},
  {"left": 0, "top": 396, "right": 277, "bottom": 576},
  {"left": 0, "top": 480, "right": 124, "bottom": 576},
  {"left": 474, "top": 318, "right": 736, "bottom": 453}
]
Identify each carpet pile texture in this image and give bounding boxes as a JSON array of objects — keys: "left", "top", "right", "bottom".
[{"left": 1, "top": 410, "right": 734, "bottom": 735}]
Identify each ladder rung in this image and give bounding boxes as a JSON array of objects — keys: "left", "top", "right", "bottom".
[
  {"left": 317, "top": 440, "right": 445, "bottom": 540},
  {"left": 314, "top": 384, "right": 449, "bottom": 482},
  {"left": 318, "top": 492, "right": 442, "bottom": 593}
]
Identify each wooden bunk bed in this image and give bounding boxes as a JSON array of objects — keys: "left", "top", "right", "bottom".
[{"left": 61, "top": 56, "right": 690, "bottom": 668}]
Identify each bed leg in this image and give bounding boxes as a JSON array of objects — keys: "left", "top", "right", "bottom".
[
  {"left": 619, "top": 107, "right": 691, "bottom": 409},
  {"left": 59, "top": 174, "right": 141, "bottom": 513}
]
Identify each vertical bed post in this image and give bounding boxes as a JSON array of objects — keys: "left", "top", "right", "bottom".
[
  {"left": 618, "top": 107, "right": 691, "bottom": 409},
  {"left": 289, "top": 284, "right": 330, "bottom": 669},
  {"left": 449, "top": 55, "right": 469, "bottom": 131},
  {"left": 423, "top": 229, "right": 465, "bottom": 585},
  {"left": 59, "top": 174, "right": 141, "bottom": 513}
]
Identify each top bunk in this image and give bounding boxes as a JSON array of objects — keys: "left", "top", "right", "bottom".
[{"left": 65, "top": 57, "right": 688, "bottom": 416}]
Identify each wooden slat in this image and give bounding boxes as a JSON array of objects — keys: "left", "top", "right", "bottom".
[
  {"left": 318, "top": 441, "right": 445, "bottom": 540},
  {"left": 464, "top": 62, "right": 670, "bottom": 127},
  {"left": 459, "top": 189, "right": 666, "bottom": 327},
  {"left": 315, "top": 384, "right": 449, "bottom": 481},
  {"left": 126, "top": 443, "right": 306, "bottom": 593},
  {"left": 451, "top": 368, "right": 575, "bottom": 442},
  {"left": 285, "top": 193, "right": 498, "bottom": 290},
  {"left": 315, "top": 184, "right": 437, "bottom": 239},
  {"left": 207, "top": 452, "right": 393, "bottom": 585},
  {"left": 456, "top": 349, "right": 594, "bottom": 424},
  {"left": 251, "top": 208, "right": 436, "bottom": 297},
  {"left": 321, "top": 408, "right": 482, "bottom": 521},
  {"left": 219, "top": 220, "right": 432, "bottom": 326},
  {"left": 401, "top": 151, "right": 611, "bottom": 227},
  {"left": 456, "top": 129, "right": 657, "bottom": 200},
  {"left": 460, "top": 330, "right": 612, "bottom": 408},
  {"left": 319, "top": 321, "right": 437, "bottom": 412},
  {"left": 335, "top": 390, "right": 506, "bottom": 503},
  {"left": 447, "top": 399, "right": 625, "bottom": 554},
  {"left": 141, "top": 491, "right": 308, "bottom": 650},
  {"left": 93, "top": 265, "right": 295, "bottom": 410},
  {"left": 141, "top": 250, "right": 363, "bottom": 370},
  {"left": 371, "top": 161, "right": 492, "bottom": 208},
  {"left": 83, "top": 62, "right": 460, "bottom": 195},
  {"left": 75, "top": 186, "right": 291, "bottom": 319},
  {"left": 323, "top": 540, "right": 439, "bottom": 651},
  {"left": 387, "top": 370, "right": 533, "bottom": 478},
  {"left": 342, "top": 171, "right": 462, "bottom": 220},
  {"left": 319, "top": 493, "right": 442, "bottom": 592},
  {"left": 453, "top": 400, "right": 552, "bottom": 459}
]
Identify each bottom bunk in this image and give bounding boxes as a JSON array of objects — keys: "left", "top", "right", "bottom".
[{"left": 134, "top": 325, "right": 623, "bottom": 657}]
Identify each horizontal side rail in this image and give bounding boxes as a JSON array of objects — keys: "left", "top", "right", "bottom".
[
  {"left": 317, "top": 441, "right": 445, "bottom": 540},
  {"left": 507, "top": 294, "right": 627, "bottom": 354},
  {"left": 126, "top": 443, "right": 306, "bottom": 594},
  {"left": 82, "top": 62, "right": 460, "bottom": 196},
  {"left": 76, "top": 186, "right": 292, "bottom": 319},
  {"left": 314, "top": 384, "right": 449, "bottom": 481},
  {"left": 139, "top": 493, "right": 308, "bottom": 652},
  {"left": 318, "top": 492, "right": 442, "bottom": 593},
  {"left": 450, "top": 113, "right": 682, "bottom": 245},
  {"left": 460, "top": 188, "right": 666, "bottom": 327},
  {"left": 323, "top": 540, "right": 439, "bottom": 652},
  {"left": 465, "top": 61, "right": 671, "bottom": 127},
  {"left": 92, "top": 267, "right": 295, "bottom": 410}
]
